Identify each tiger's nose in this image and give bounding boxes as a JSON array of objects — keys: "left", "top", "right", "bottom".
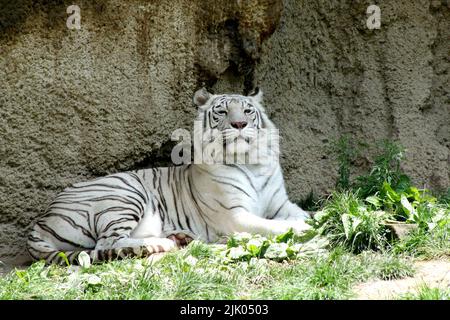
[{"left": 231, "top": 121, "right": 248, "bottom": 129}]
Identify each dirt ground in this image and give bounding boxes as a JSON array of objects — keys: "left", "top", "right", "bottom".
[{"left": 353, "top": 260, "right": 450, "bottom": 300}]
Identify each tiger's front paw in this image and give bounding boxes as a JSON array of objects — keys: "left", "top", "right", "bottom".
[{"left": 291, "top": 220, "right": 312, "bottom": 235}]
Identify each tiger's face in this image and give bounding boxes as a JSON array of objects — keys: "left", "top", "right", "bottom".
[{"left": 194, "top": 88, "right": 277, "bottom": 164}]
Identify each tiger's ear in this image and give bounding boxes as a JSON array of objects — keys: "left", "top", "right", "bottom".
[
  {"left": 193, "top": 87, "right": 212, "bottom": 106},
  {"left": 249, "top": 87, "right": 263, "bottom": 104}
]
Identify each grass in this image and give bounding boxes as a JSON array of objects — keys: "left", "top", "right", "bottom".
[
  {"left": 398, "top": 284, "right": 450, "bottom": 300},
  {"left": 392, "top": 227, "right": 450, "bottom": 259},
  {"left": 0, "top": 242, "right": 418, "bottom": 300},
  {"left": 437, "top": 188, "right": 450, "bottom": 205}
]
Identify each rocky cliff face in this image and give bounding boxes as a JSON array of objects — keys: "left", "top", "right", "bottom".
[
  {"left": 0, "top": 0, "right": 448, "bottom": 264},
  {"left": 254, "top": 0, "right": 449, "bottom": 202}
]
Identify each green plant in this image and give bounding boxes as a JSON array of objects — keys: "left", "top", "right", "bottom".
[
  {"left": 224, "top": 229, "right": 326, "bottom": 262},
  {"left": 354, "top": 140, "right": 408, "bottom": 198},
  {"left": 328, "top": 136, "right": 361, "bottom": 190},
  {"left": 372, "top": 180, "right": 449, "bottom": 231},
  {"left": 378, "top": 182, "right": 439, "bottom": 221},
  {"left": 313, "top": 191, "right": 393, "bottom": 253}
]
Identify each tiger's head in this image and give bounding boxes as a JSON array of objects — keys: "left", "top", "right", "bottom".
[{"left": 193, "top": 88, "right": 278, "bottom": 165}]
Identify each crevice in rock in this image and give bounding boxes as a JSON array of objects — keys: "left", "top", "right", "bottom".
[{"left": 192, "top": 0, "right": 283, "bottom": 95}]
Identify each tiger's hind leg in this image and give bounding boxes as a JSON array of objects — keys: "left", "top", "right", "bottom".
[
  {"left": 102, "top": 237, "right": 178, "bottom": 251},
  {"left": 92, "top": 236, "right": 179, "bottom": 262},
  {"left": 93, "top": 207, "right": 182, "bottom": 261},
  {"left": 29, "top": 237, "right": 179, "bottom": 265}
]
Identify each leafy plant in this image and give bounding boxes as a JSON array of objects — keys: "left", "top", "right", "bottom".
[
  {"left": 354, "top": 140, "right": 408, "bottom": 198},
  {"left": 378, "top": 183, "right": 436, "bottom": 219},
  {"left": 224, "top": 229, "right": 327, "bottom": 262},
  {"left": 313, "top": 191, "right": 393, "bottom": 253},
  {"left": 57, "top": 252, "right": 70, "bottom": 267}
]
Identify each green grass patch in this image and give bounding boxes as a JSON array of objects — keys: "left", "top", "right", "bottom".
[
  {"left": 392, "top": 227, "right": 450, "bottom": 259},
  {"left": 0, "top": 240, "right": 418, "bottom": 300},
  {"left": 398, "top": 284, "right": 450, "bottom": 300}
]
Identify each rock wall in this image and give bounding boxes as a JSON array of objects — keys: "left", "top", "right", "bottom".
[
  {"left": 0, "top": 0, "right": 448, "bottom": 264},
  {"left": 255, "top": 0, "right": 449, "bottom": 199}
]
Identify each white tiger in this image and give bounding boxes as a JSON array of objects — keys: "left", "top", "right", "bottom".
[{"left": 27, "top": 88, "right": 311, "bottom": 264}]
